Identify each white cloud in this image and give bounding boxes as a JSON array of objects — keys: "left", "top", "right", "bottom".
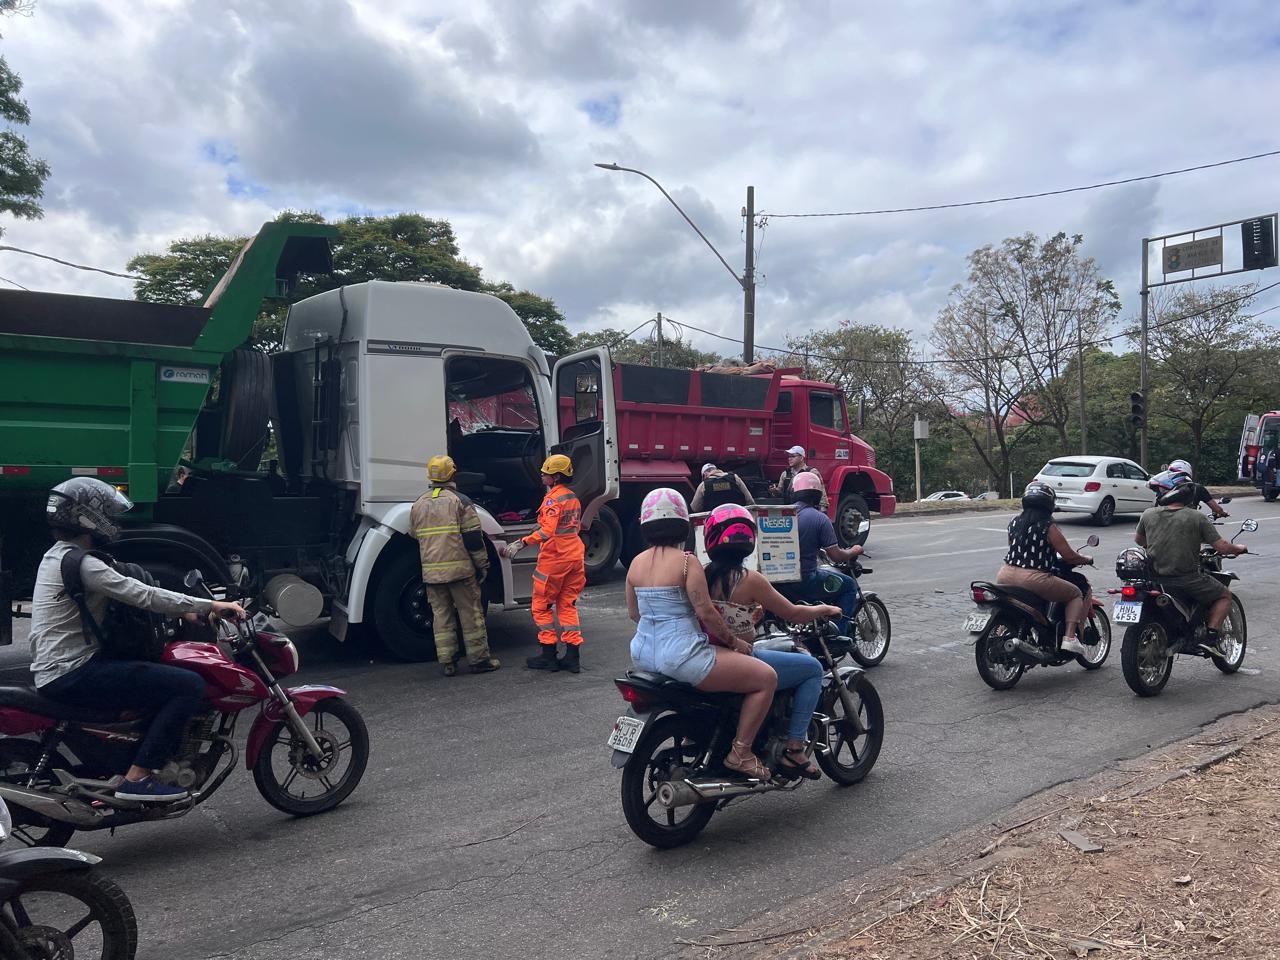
[{"left": 1, "top": 0, "right": 1278, "bottom": 358}]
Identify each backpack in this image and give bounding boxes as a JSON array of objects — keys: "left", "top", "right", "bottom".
[{"left": 60, "top": 547, "right": 168, "bottom": 662}]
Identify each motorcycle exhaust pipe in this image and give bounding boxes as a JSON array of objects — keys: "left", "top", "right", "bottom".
[
  {"left": 0, "top": 783, "right": 107, "bottom": 828},
  {"left": 655, "top": 777, "right": 780, "bottom": 809}
]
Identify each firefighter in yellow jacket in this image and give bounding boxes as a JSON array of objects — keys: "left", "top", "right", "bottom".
[
  {"left": 502, "top": 454, "right": 586, "bottom": 673},
  {"left": 411, "top": 455, "right": 500, "bottom": 676}
]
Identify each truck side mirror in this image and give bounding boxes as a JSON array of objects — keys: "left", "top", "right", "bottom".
[{"left": 183, "top": 569, "right": 205, "bottom": 590}]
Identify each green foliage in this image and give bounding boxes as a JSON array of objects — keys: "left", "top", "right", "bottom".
[
  {"left": 0, "top": 53, "right": 49, "bottom": 228},
  {"left": 127, "top": 213, "right": 573, "bottom": 353},
  {"left": 569, "top": 326, "right": 722, "bottom": 368}
]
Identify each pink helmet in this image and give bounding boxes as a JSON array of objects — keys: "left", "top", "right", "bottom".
[
  {"left": 640, "top": 487, "right": 689, "bottom": 525},
  {"left": 704, "top": 504, "right": 756, "bottom": 560},
  {"left": 792, "top": 470, "right": 822, "bottom": 493}
]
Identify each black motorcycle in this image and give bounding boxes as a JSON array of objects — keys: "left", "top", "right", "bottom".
[
  {"left": 967, "top": 534, "right": 1112, "bottom": 690},
  {"left": 1114, "top": 518, "right": 1256, "bottom": 697},
  {"left": 0, "top": 796, "right": 137, "bottom": 959},
  {"left": 607, "top": 618, "right": 883, "bottom": 848},
  {"left": 767, "top": 558, "right": 892, "bottom": 668}
]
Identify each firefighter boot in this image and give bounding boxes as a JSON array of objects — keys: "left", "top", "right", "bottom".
[
  {"left": 557, "top": 643, "right": 581, "bottom": 674},
  {"left": 526, "top": 643, "right": 560, "bottom": 671}
]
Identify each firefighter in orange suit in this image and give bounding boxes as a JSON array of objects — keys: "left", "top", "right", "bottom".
[{"left": 502, "top": 454, "right": 586, "bottom": 673}]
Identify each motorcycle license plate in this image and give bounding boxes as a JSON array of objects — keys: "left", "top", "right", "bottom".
[
  {"left": 1113, "top": 600, "right": 1142, "bottom": 624},
  {"left": 963, "top": 612, "right": 991, "bottom": 633},
  {"left": 606, "top": 715, "right": 645, "bottom": 754}
]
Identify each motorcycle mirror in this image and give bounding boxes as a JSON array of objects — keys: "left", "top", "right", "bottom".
[
  {"left": 183, "top": 569, "right": 205, "bottom": 590},
  {"left": 1085, "top": 535, "right": 1100, "bottom": 547},
  {"left": 1219, "top": 496, "right": 1232, "bottom": 505},
  {"left": 1241, "top": 518, "right": 1259, "bottom": 533}
]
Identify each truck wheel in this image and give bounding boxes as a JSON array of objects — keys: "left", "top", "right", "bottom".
[
  {"left": 1264, "top": 481, "right": 1278, "bottom": 502},
  {"left": 370, "top": 548, "right": 437, "bottom": 662},
  {"left": 836, "top": 493, "right": 871, "bottom": 548},
  {"left": 582, "top": 505, "right": 622, "bottom": 584},
  {"left": 619, "top": 517, "right": 645, "bottom": 568}
]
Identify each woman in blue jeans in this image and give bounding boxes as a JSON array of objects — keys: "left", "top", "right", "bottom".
[{"left": 702, "top": 504, "right": 841, "bottom": 779}]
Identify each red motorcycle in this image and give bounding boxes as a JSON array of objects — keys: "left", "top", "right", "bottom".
[{"left": 0, "top": 571, "right": 369, "bottom": 847}]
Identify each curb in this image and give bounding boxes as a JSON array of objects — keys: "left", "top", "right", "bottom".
[
  {"left": 886, "top": 487, "right": 1262, "bottom": 522},
  {"left": 690, "top": 703, "right": 1280, "bottom": 959}
]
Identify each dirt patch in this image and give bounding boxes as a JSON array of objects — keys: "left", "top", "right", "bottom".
[{"left": 755, "top": 714, "right": 1280, "bottom": 960}]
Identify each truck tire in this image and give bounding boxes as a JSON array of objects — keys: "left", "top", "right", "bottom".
[
  {"left": 836, "top": 493, "right": 871, "bottom": 548},
  {"left": 370, "top": 547, "right": 438, "bottom": 662},
  {"left": 619, "top": 516, "right": 645, "bottom": 569},
  {"left": 582, "top": 504, "right": 622, "bottom": 584},
  {"left": 221, "top": 348, "right": 273, "bottom": 471}
]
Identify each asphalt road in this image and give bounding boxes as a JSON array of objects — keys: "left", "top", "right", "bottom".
[{"left": 2, "top": 500, "right": 1276, "bottom": 960}]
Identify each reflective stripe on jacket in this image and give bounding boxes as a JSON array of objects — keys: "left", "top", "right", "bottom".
[
  {"left": 410, "top": 485, "right": 488, "bottom": 584},
  {"left": 521, "top": 484, "right": 585, "bottom": 564}
]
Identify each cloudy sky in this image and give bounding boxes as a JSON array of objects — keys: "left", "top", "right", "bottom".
[{"left": 2, "top": 0, "right": 1278, "bottom": 359}]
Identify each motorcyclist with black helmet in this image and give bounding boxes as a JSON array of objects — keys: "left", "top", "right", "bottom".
[
  {"left": 29, "top": 477, "right": 245, "bottom": 803},
  {"left": 1136, "top": 470, "right": 1246, "bottom": 657},
  {"left": 995, "top": 481, "right": 1094, "bottom": 656}
]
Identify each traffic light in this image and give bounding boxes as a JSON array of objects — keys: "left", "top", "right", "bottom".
[{"left": 1129, "top": 391, "right": 1146, "bottom": 429}]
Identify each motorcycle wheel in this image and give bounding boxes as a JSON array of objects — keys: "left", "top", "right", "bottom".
[
  {"left": 0, "top": 740, "right": 76, "bottom": 849},
  {"left": 1121, "top": 620, "right": 1173, "bottom": 696},
  {"left": 975, "top": 619, "right": 1025, "bottom": 690},
  {"left": 1074, "top": 608, "right": 1113, "bottom": 670},
  {"left": 850, "top": 597, "right": 891, "bottom": 668},
  {"left": 816, "top": 673, "right": 883, "bottom": 785},
  {"left": 620, "top": 714, "right": 714, "bottom": 849},
  {"left": 1214, "top": 597, "right": 1248, "bottom": 675},
  {"left": 253, "top": 697, "right": 370, "bottom": 816},
  {"left": 4, "top": 869, "right": 137, "bottom": 960}
]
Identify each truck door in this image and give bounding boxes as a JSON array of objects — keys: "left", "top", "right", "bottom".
[
  {"left": 550, "top": 348, "right": 620, "bottom": 525},
  {"left": 1240, "top": 414, "right": 1260, "bottom": 481}
]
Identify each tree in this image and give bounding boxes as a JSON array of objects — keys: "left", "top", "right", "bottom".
[
  {"left": 1142, "top": 283, "right": 1276, "bottom": 476},
  {"left": 0, "top": 2, "right": 50, "bottom": 232},
  {"left": 568, "top": 325, "right": 721, "bottom": 368},
  {"left": 127, "top": 213, "right": 573, "bottom": 353}
]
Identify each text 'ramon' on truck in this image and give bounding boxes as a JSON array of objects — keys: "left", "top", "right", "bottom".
[{"left": 0, "top": 220, "right": 893, "bottom": 662}]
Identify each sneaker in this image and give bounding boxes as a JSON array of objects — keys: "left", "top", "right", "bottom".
[
  {"left": 114, "top": 776, "right": 188, "bottom": 803},
  {"left": 1060, "top": 637, "right": 1090, "bottom": 657},
  {"left": 1197, "top": 630, "right": 1227, "bottom": 659}
]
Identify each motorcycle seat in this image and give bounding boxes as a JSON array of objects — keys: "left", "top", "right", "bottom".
[
  {"left": 0, "top": 685, "right": 125, "bottom": 724},
  {"left": 974, "top": 581, "right": 1048, "bottom": 610}
]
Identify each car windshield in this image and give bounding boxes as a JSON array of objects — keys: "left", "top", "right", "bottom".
[{"left": 1041, "top": 462, "right": 1096, "bottom": 478}]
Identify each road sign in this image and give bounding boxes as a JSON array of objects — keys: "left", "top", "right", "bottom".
[
  {"left": 1162, "top": 236, "right": 1223, "bottom": 274},
  {"left": 1242, "top": 217, "right": 1277, "bottom": 271},
  {"left": 913, "top": 419, "right": 929, "bottom": 441}
]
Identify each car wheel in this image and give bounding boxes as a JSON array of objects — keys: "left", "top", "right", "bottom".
[{"left": 1092, "top": 497, "right": 1115, "bottom": 526}]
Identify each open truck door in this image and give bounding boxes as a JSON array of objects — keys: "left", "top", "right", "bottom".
[{"left": 552, "top": 348, "right": 621, "bottom": 581}]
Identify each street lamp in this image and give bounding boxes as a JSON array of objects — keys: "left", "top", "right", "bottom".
[{"left": 595, "top": 162, "right": 756, "bottom": 363}]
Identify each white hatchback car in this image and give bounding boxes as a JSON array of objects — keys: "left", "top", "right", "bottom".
[{"left": 1032, "top": 455, "right": 1154, "bottom": 525}]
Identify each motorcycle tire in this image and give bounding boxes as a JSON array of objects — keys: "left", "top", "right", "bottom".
[
  {"left": 0, "top": 739, "right": 76, "bottom": 848},
  {"left": 1214, "top": 597, "right": 1248, "bottom": 675},
  {"left": 620, "top": 714, "right": 715, "bottom": 849},
  {"left": 975, "top": 619, "right": 1025, "bottom": 690},
  {"left": 252, "top": 697, "right": 370, "bottom": 817},
  {"left": 5, "top": 869, "right": 138, "bottom": 960},
  {"left": 1121, "top": 620, "right": 1173, "bottom": 696},
  {"left": 849, "top": 597, "right": 891, "bottom": 668},
  {"left": 1074, "top": 608, "right": 1113, "bottom": 671},
  {"left": 0, "top": 921, "right": 28, "bottom": 960},
  {"left": 815, "top": 673, "right": 883, "bottom": 785}
]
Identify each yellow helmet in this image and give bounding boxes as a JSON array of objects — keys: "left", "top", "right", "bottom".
[
  {"left": 540, "top": 453, "right": 573, "bottom": 478},
  {"left": 426, "top": 455, "right": 457, "bottom": 482}
]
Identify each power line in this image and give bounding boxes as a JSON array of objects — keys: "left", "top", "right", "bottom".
[
  {"left": 669, "top": 279, "right": 1280, "bottom": 368},
  {"left": 0, "top": 244, "right": 141, "bottom": 280},
  {"left": 760, "top": 149, "right": 1280, "bottom": 219},
  {"left": 0, "top": 273, "right": 30, "bottom": 290}
]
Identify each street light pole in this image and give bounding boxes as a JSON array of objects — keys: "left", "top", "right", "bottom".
[{"left": 595, "top": 162, "right": 755, "bottom": 364}]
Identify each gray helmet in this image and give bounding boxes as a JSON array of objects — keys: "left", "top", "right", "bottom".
[
  {"left": 1148, "top": 469, "right": 1194, "bottom": 506},
  {"left": 46, "top": 477, "right": 133, "bottom": 543},
  {"left": 1021, "top": 481, "right": 1056, "bottom": 512}
]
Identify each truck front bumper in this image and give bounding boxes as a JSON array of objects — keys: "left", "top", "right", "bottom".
[{"left": 876, "top": 494, "right": 897, "bottom": 517}]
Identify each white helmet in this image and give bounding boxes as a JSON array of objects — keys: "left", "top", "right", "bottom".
[
  {"left": 1168, "top": 458, "right": 1192, "bottom": 477},
  {"left": 640, "top": 487, "right": 689, "bottom": 525}
]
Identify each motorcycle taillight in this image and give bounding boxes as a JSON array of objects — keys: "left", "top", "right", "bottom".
[
  {"left": 971, "top": 586, "right": 995, "bottom": 603},
  {"left": 1120, "top": 584, "right": 1139, "bottom": 598},
  {"left": 614, "top": 680, "right": 651, "bottom": 709}
]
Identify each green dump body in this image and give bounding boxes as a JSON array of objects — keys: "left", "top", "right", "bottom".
[{"left": 0, "top": 222, "right": 334, "bottom": 506}]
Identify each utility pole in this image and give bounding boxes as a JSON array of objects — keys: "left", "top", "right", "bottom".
[
  {"left": 1139, "top": 238, "right": 1150, "bottom": 470},
  {"left": 1075, "top": 311, "right": 1088, "bottom": 455},
  {"left": 655, "top": 311, "right": 664, "bottom": 367},
  {"left": 743, "top": 185, "right": 755, "bottom": 365}
]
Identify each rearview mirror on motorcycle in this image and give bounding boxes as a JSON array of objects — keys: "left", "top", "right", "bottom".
[
  {"left": 1219, "top": 496, "right": 1232, "bottom": 505},
  {"left": 1085, "top": 535, "right": 1100, "bottom": 547},
  {"left": 1241, "top": 518, "right": 1259, "bottom": 533}
]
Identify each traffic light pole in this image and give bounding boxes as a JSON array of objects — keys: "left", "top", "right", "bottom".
[{"left": 1139, "top": 237, "right": 1150, "bottom": 470}]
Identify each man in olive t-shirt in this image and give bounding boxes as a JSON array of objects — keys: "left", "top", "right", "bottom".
[{"left": 1135, "top": 489, "right": 1246, "bottom": 656}]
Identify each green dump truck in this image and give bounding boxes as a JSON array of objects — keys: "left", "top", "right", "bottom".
[{"left": 0, "top": 222, "right": 619, "bottom": 659}]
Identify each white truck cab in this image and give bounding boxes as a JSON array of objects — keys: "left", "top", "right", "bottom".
[{"left": 279, "top": 281, "right": 618, "bottom": 659}]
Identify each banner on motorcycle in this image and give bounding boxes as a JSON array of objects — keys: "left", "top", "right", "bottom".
[{"left": 691, "top": 505, "right": 801, "bottom": 583}]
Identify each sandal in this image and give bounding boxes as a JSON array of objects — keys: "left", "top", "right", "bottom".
[
  {"left": 724, "top": 739, "right": 770, "bottom": 780},
  {"left": 778, "top": 746, "right": 821, "bottom": 780}
]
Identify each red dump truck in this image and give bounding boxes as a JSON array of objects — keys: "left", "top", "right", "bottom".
[{"left": 558, "top": 361, "right": 895, "bottom": 576}]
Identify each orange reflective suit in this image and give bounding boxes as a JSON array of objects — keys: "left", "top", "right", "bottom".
[{"left": 520, "top": 483, "right": 586, "bottom": 648}]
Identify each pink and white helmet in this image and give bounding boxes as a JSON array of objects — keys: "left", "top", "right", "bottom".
[
  {"left": 640, "top": 487, "right": 689, "bottom": 525},
  {"left": 792, "top": 470, "right": 823, "bottom": 493}
]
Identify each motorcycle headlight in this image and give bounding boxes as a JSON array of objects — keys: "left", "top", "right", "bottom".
[
  {"left": 821, "top": 573, "right": 845, "bottom": 595},
  {"left": 0, "top": 797, "right": 12, "bottom": 844}
]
